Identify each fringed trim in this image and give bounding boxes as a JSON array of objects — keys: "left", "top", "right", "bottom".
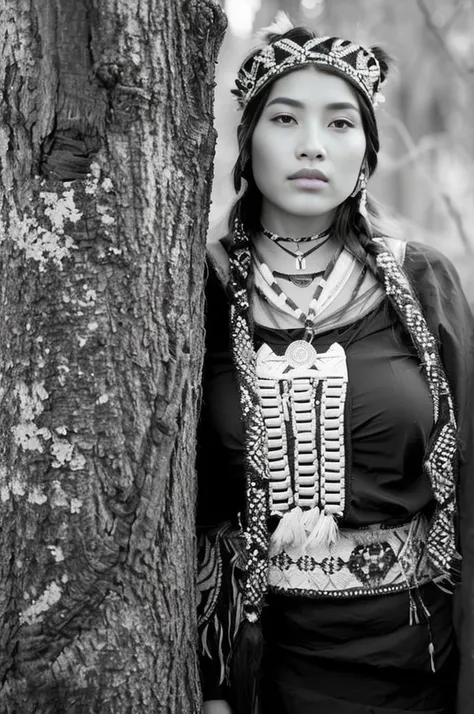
[
  {"left": 197, "top": 524, "right": 246, "bottom": 688},
  {"left": 229, "top": 619, "right": 263, "bottom": 714},
  {"left": 270, "top": 506, "right": 340, "bottom": 554}
]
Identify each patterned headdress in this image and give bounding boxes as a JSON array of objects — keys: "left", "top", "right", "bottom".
[{"left": 232, "top": 14, "right": 386, "bottom": 111}]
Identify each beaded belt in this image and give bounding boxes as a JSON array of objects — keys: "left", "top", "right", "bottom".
[{"left": 268, "top": 512, "right": 436, "bottom": 598}]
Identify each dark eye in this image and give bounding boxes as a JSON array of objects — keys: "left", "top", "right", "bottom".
[
  {"left": 330, "top": 119, "right": 354, "bottom": 129},
  {"left": 272, "top": 114, "right": 296, "bottom": 125}
]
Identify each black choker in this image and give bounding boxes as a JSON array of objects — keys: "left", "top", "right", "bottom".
[{"left": 261, "top": 225, "right": 332, "bottom": 244}]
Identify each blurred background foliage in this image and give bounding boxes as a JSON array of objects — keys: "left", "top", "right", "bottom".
[{"left": 210, "top": 0, "right": 474, "bottom": 303}]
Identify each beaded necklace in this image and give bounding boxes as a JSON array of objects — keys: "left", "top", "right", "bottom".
[
  {"left": 272, "top": 268, "right": 325, "bottom": 288},
  {"left": 261, "top": 224, "right": 332, "bottom": 244},
  {"left": 270, "top": 234, "right": 331, "bottom": 271},
  {"left": 252, "top": 244, "right": 343, "bottom": 367}
]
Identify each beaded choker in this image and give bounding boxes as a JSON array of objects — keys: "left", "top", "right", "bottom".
[
  {"left": 270, "top": 234, "right": 331, "bottom": 271},
  {"left": 261, "top": 225, "right": 332, "bottom": 244}
]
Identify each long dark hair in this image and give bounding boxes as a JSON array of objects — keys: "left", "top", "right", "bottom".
[{"left": 228, "top": 26, "right": 394, "bottom": 278}]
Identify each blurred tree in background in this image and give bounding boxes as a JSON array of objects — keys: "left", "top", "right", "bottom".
[{"left": 211, "top": 0, "right": 474, "bottom": 302}]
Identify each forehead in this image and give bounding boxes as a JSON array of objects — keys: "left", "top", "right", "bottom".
[{"left": 265, "top": 66, "right": 359, "bottom": 107}]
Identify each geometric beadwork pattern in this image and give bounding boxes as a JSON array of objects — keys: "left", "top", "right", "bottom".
[
  {"left": 229, "top": 220, "right": 272, "bottom": 624},
  {"left": 376, "top": 246, "right": 460, "bottom": 586},
  {"left": 233, "top": 36, "right": 383, "bottom": 111},
  {"left": 268, "top": 513, "right": 435, "bottom": 597}
]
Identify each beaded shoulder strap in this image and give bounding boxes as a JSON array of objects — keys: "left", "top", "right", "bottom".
[{"left": 375, "top": 245, "right": 459, "bottom": 584}]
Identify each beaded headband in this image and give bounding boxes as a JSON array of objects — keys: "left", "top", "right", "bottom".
[{"left": 233, "top": 35, "right": 385, "bottom": 111}]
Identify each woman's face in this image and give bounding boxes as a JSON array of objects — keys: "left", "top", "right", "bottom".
[{"left": 251, "top": 66, "right": 367, "bottom": 231}]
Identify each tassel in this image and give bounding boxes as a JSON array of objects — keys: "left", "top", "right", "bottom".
[
  {"left": 229, "top": 618, "right": 263, "bottom": 714},
  {"left": 408, "top": 592, "right": 420, "bottom": 626},
  {"left": 301, "top": 506, "right": 321, "bottom": 533},
  {"left": 428, "top": 642, "right": 436, "bottom": 673},
  {"left": 303, "top": 510, "right": 339, "bottom": 550},
  {"left": 269, "top": 506, "right": 307, "bottom": 552}
]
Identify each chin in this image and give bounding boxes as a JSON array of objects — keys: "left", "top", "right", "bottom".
[{"left": 283, "top": 200, "right": 337, "bottom": 218}]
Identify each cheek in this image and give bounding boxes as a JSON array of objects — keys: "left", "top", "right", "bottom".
[
  {"left": 251, "top": 131, "right": 280, "bottom": 193},
  {"left": 336, "top": 136, "right": 366, "bottom": 183}
]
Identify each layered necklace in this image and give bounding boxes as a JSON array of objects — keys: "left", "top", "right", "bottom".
[
  {"left": 261, "top": 224, "right": 332, "bottom": 272},
  {"left": 252, "top": 243, "right": 344, "bottom": 367}
]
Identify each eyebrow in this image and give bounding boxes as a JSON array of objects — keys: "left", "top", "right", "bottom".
[{"left": 266, "top": 98, "right": 360, "bottom": 113}]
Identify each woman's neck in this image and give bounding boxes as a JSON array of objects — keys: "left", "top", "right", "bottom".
[{"left": 260, "top": 207, "right": 336, "bottom": 240}]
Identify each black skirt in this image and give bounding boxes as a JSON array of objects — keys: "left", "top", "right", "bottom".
[{"left": 259, "top": 583, "right": 457, "bottom": 713}]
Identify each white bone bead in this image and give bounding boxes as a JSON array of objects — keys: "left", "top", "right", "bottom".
[
  {"left": 268, "top": 448, "right": 285, "bottom": 460},
  {"left": 269, "top": 468, "right": 288, "bottom": 479},
  {"left": 262, "top": 407, "right": 281, "bottom": 418},
  {"left": 298, "top": 453, "right": 316, "bottom": 464},
  {"left": 267, "top": 428, "right": 284, "bottom": 438},
  {"left": 298, "top": 464, "right": 318, "bottom": 475},
  {"left": 298, "top": 476, "right": 317, "bottom": 486},
  {"left": 295, "top": 413, "right": 312, "bottom": 423},
  {"left": 297, "top": 432, "right": 313, "bottom": 443},
  {"left": 269, "top": 458, "right": 287, "bottom": 471},
  {"left": 324, "top": 482, "right": 342, "bottom": 493},
  {"left": 265, "top": 417, "right": 284, "bottom": 427}
]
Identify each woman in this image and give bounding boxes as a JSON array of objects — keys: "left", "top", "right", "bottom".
[{"left": 196, "top": 14, "right": 474, "bottom": 714}]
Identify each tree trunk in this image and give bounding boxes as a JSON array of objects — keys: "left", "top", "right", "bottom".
[{"left": 0, "top": 0, "right": 226, "bottom": 711}]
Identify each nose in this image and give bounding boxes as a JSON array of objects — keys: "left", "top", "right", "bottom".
[{"left": 297, "top": 126, "right": 327, "bottom": 161}]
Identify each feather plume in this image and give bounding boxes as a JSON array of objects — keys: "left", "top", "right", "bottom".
[{"left": 254, "top": 11, "right": 294, "bottom": 42}]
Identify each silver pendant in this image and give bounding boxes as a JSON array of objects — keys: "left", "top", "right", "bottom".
[
  {"left": 295, "top": 246, "right": 306, "bottom": 271},
  {"left": 285, "top": 340, "right": 317, "bottom": 368},
  {"left": 288, "top": 274, "right": 315, "bottom": 288}
]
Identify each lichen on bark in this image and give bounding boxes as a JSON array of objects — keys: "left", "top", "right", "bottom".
[{"left": 0, "top": 0, "right": 226, "bottom": 711}]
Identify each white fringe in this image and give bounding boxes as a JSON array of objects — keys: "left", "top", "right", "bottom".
[
  {"left": 270, "top": 506, "right": 340, "bottom": 553},
  {"left": 270, "top": 506, "right": 308, "bottom": 551},
  {"left": 303, "top": 511, "right": 339, "bottom": 550},
  {"left": 254, "top": 11, "right": 294, "bottom": 42}
]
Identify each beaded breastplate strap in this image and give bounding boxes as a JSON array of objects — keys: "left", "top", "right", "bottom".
[{"left": 256, "top": 341, "right": 347, "bottom": 529}]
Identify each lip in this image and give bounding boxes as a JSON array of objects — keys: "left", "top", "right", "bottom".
[{"left": 288, "top": 169, "right": 328, "bottom": 181}]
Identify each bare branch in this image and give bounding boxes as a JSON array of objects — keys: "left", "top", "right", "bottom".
[
  {"left": 442, "top": 1, "right": 468, "bottom": 32},
  {"left": 381, "top": 132, "right": 448, "bottom": 173},
  {"left": 382, "top": 114, "right": 474, "bottom": 254},
  {"left": 441, "top": 192, "right": 474, "bottom": 254},
  {"left": 416, "top": 0, "right": 472, "bottom": 83}
]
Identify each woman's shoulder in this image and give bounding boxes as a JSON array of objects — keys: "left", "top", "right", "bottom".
[
  {"left": 403, "top": 239, "right": 460, "bottom": 281},
  {"left": 379, "top": 237, "right": 470, "bottom": 324}
]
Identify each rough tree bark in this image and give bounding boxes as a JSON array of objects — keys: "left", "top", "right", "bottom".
[{"left": 0, "top": 0, "right": 226, "bottom": 711}]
